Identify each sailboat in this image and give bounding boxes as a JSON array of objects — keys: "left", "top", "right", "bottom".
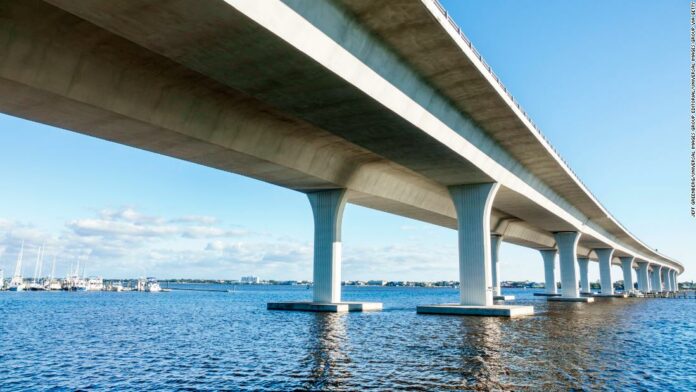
[
  {"left": 9, "top": 241, "right": 26, "bottom": 291},
  {"left": 28, "top": 244, "right": 46, "bottom": 291},
  {"left": 47, "top": 254, "right": 61, "bottom": 290},
  {"left": 63, "top": 257, "right": 86, "bottom": 291}
]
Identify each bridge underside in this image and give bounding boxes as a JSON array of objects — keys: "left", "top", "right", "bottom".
[{"left": 0, "top": 0, "right": 678, "bottom": 270}]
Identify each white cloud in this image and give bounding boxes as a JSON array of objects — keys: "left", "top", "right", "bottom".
[
  {"left": 0, "top": 206, "right": 462, "bottom": 281},
  {"left": 0, "top": 207, "right": 313, "bottom": 279}
]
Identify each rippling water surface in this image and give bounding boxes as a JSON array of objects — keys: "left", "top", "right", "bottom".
[{"left": 0, "top": 286, "right": 694, "bottom": 391}]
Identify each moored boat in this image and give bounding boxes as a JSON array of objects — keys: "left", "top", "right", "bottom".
[{"left": 9, "top": 241, "right": 26, "bottom": 292}]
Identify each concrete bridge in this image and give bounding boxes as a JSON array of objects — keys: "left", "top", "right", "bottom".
[{"left": 0, "top": 0, "right": 684, "bottom": 315}]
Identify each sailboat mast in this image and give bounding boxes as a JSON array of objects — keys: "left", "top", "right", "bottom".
[
  {"left": 13, "top": 241, "right": 24, "bottom": 278},
  {"left": 50, "top": 254, "right": 56, "bottom": 281},
  {"left": 33, "top": 245, "right": 43, "bottom": 283},
  {"left": 37, "top": 246, "right": 44, "bottom": 280}
]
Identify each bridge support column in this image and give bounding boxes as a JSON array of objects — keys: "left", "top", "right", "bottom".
[
  {"left": 491, "top": 234, "right": 513, "bottom": 301},
  {"left": 668, "top": 270, "right": 675, "bottom": 292},
  {"left": 418, "top": 183, "right": 533, "bottom": 317},
  {"left": 548, "top": 232, "right": 593, "bottom": 302},
  {"left": 661, "top": 267, "right": 670, "bottom": 292},
  {"left": 636, "top": 261, "right": 650, "bottom": 293},
  {"left": 577, "top": 257, "right": 591, "bottom": 295},
  {"left": 595, "top": 248, "right": 615, "bottom": 296},
  {"left": 651, "top": 265, "right": 662, "bottom": 293},
  {"left": 533, "top": 249, "right": 560, "bottom": 297},
  {"left": 672, "top": 270, "right": 678, "bottom": 292},
  {"left": 268, "top": 189, "right": 381, "bottom": 312},
  {"left": 620, "top": 257, "right": 635, "bottom": 295}
]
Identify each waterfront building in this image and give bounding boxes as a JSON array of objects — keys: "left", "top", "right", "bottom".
[{"left": 241, "top": 276, "right": 260, "bottom": 284}]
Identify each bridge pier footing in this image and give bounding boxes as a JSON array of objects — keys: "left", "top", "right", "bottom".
[
  {"left": 417, "top": 183, "right": 533, "bottom": 317},
  {"left": 267, "top": 189, "right": 381, "bottom": 313}
]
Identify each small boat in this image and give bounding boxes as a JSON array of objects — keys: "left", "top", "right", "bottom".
[
  {"left": 135, "top": 277, "right": 163, "bottom": 292},
  {"left": 9, "top": 241, "right": 26, "bottom": 292},
  {"left": 145, "top": 277, "right": 162, "bottom": 292},
  {"left": 62, "top": 274, "right": 86, "bottom": 291},
  {"left": 29, "top": 244, "right": 45, "bottom": 291},
  {"left": 84, "top": 277, "right": 104, "bottom": 291},
  {"left": 27, "top": 282, "right": 46, "bottom": 291},
  {"left": 47, "top": 279, "right": 62, "bottom": 291}
]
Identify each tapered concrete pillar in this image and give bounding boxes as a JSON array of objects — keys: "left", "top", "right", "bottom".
[
  {"left": 672, "top": 270, "right": 678, "bottom": 292},
  {"left": 667, "top": 269, "right": 675, "bottom": 292},
  {"left": 636, "top": 261, "right": 650, "bottom": 293},
  {"left": 595, "top": 248, "right": 614, "bottom": 295},
  {"left": 268, "top": 189, "right": 381, "bottom": 312},
  {"left": 577, "top": 257, "right": 590, "bottom": 294},
  {"left": 308, "top": 189, "right": 346, "bottom": 303},
  {"left": 651, "top": 265, "right": 662, "bottom": 292},
  {"left": 548, "top": 231, "right": 593, "bottom": 302},
  {"left": 620, "top": 257, "right": 634, "bottom": 294},
  {"left": 540, "top": 249, "right": 558, "bottom": 295},
  {"left": 450, "top": 183, "right": 499, "bottom": 306},
  {"left": 669, "top": 270, "right": 675, "bottom": 291},
  {"left": 661, "top": 267, "right": 670, "bottom": 292},
  {"left": 662, "top": 267, "right": 672, "bottom": 291},
  {"left": 490, "top": 234, "right": 502, "bottom": 297},
  {"left": 417, "top": 183, "right": 534, "bottom": 316}
]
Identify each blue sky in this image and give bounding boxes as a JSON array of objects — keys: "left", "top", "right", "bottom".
[{"left": 0, "top": 1, "right": 693, "bottom": 282}]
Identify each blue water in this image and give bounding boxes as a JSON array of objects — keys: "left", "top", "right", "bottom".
[{"left": 0, "top": 286, "right": 694, "bottom": 391}]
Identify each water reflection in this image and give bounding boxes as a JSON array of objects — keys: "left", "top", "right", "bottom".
[
  {"left": 451, "top": 317, "right": 506, "bottom": 390},
  {"left": 301, "top": 313, "right": 352, "bottom": 390},
  {"left": 0, "top": 287, "right": 693, "bottom": 390}
]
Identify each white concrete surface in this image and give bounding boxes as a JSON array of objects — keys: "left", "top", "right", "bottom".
[
  {"left": 595, "top": 248, "right": 615, "bottom": 295},
  {"left": 268, "top": 301, "right": 383, "bottom": 312},
  {"left": 449, "top": 183, "right": 499, "bottom": 307},
  {"left": 651, "top": 265, "right": 663, "bottom": 293},
  {"left": 308, "top": 189, "right": 347, "bottom": 303},
  {"left": 620, "top": 256, "right": 635, "bottom": 293},
  {"left": 548, "top": 297, "right": 595, "bottom": 303},
  {"left": 661, "top": 267, "right": 671, "bottom": 292},
  {"left": 540, "top": 249, "right": 558, "bottom": 295},
  {"left": 490, "top": 234, "right": 503, "bottom": 296},
  {"left": 555, "top": 232, "right": 581, "bottom": 298},
  {"left": 577, "top": 256, "right": 590, "bottom": 294},
  {"left": 534, "top": 292, "right": 561, "bottom": 297},
  {"left": 636, "top": 261, "right": 650, "bottom": 293},
  {"left": 416, "top": 304, "right": 534, "bottom": 317},
  {"left": 593, "top": 293, "right": 628, "bottom": 298}
]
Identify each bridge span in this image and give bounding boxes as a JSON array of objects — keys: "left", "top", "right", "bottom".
[{"left": 0, "top": 0, "right": 684, "bottom": 315}]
